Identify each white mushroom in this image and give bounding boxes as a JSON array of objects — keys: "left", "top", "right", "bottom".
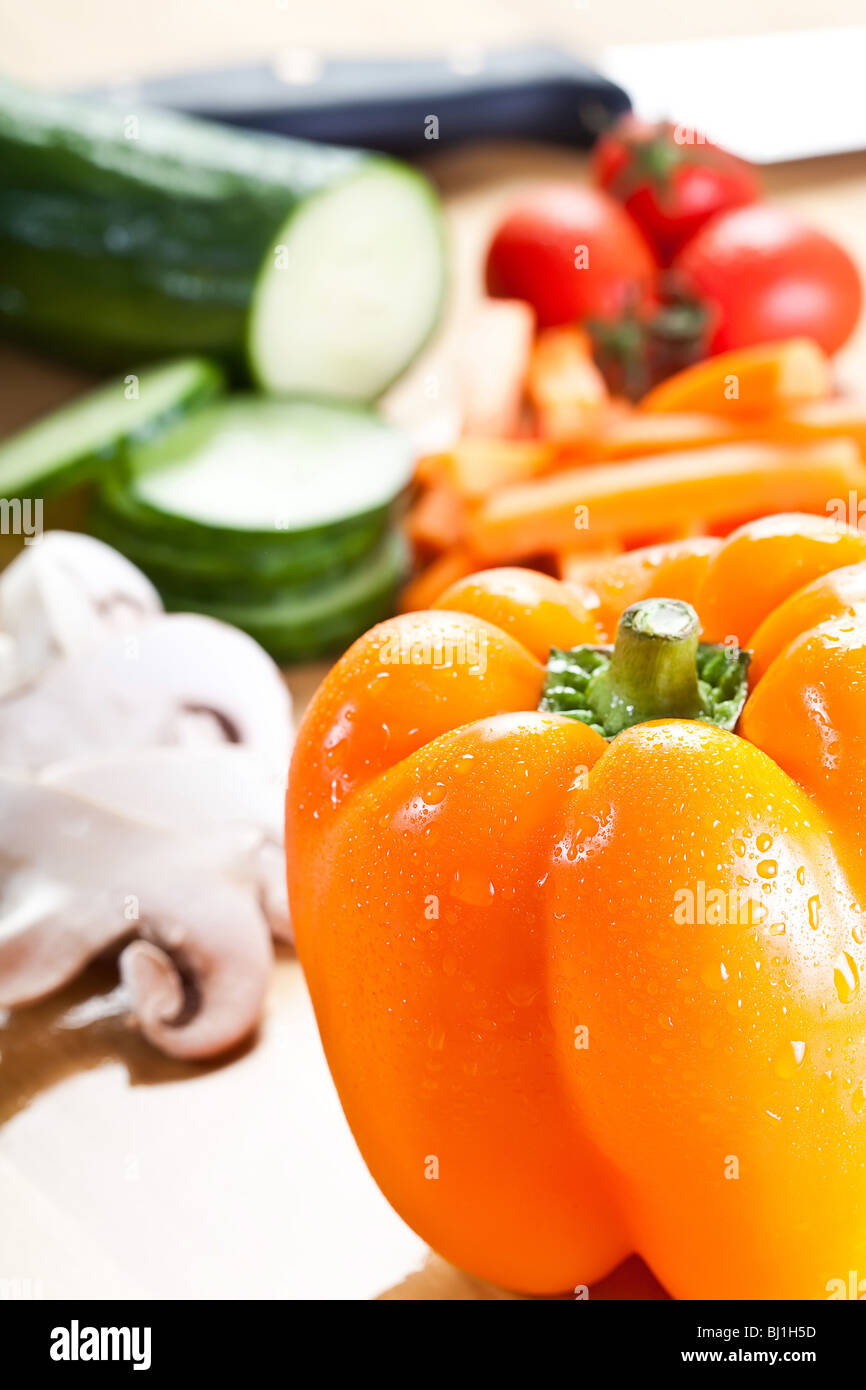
[
  {"left": 0, "top": 611, "right": 293, "bottom": 772},
  {"left": 0, "top": 633, "right": 17, "bottom": 700},
  {"left": 0, "top": 771, "right": 273, "bottom": 1059},
  {"left": 0, "top": 530, "right": 162, "bottom": 695},
  {"left": 0, "top": 533, "right": 295, "bottom": 1056},
  {"left": 42, "top": 746, "right": 291, "bottom": 942}
]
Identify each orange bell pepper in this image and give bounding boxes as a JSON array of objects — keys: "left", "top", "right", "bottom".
[
  {"left": 287, "top": 512, "right": 866, "bottom": 1299},
  {"left": 437, "top": 566, "right": 600, "bottom": 661},
  {"left": 561, "top": 535, "right": 721, "bottom": 640},
  {"left": 398, "top": 548, "right": 477, "bottom": 612}
]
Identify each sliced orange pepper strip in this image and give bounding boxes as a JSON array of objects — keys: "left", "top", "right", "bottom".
[
  {"left": 528, "top": 325, "right": 608, "bottom": 443},
  {"left": 640, "top": 338, "right": 831, "bottom": 418},
  {"left": 469, "top": 438, "right": 865, "bottom": 562},
  {"left": 585, "top": 410, "right": 739, "bottom": 460},
  {"left": 406, "top": 485, "right": 465, "bottom": 556},
  {"left": 398, "top": 548, "right": 478, "bottom": 612},
  {"left": 752, "top": 397, "right": 866, "bottom": 454},
  {"left": 436, "top": 438, "right": 558, "bottom": 501}
]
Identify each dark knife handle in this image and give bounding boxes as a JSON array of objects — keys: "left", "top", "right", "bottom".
[{"left": 92, "top": 46, "right": 630, "bottom": 154}]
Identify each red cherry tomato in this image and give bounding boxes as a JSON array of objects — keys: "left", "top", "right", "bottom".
[
  {"left": 485, "top": 184, "right": 655, "bottom": 330},
  {"left": 593, "top": 117, "right": 761, "bottom": 265},
  {"left": 675, "top": 205, "right": 862, "bottom": 356}
]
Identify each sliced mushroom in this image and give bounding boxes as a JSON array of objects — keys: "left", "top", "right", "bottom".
[
  {"left": 0, "top": 535, "right": 294, "bottom": 1055},
  {"left": 0, "top": 530, "right": 162, "bottom": 694},
  {"left": 42, "top": 746, "right": 291, "bottom": 942},
  {"left": 0, "top": 633, "right": 17, "bottom": 700},
  {"left": 0, "top": 612, "right": 293, "bottom": 772},
  {"left": 0, "top": 771, "right": 273, "bottom": 1059}
]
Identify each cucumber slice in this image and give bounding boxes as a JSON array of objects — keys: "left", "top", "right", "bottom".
[
  {"left": 248, "top": 163, "right": 446, "bottom": 400},
  {"left": 89, "top": 493, "right": 387, "bottom": 597},
  {"left": 160, "top": 530, "right": 407, "bottom": 663},
  {"left": 123, "top": 396, "right": 413, "bottom": 535},
  {"left": 0, "top": 357, "right": 223, "bottom": 499}
]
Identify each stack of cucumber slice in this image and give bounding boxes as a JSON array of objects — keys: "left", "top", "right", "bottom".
[
  {"left": 0, "top": 79, "right": 451, "bottom": 662},
  {"left": 0, "top": 359, "right": 411, "bottom": 664}
]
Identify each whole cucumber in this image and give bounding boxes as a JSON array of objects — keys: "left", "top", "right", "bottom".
[{"left": 0, "top": 80, "right": 446, "bottom": 401}]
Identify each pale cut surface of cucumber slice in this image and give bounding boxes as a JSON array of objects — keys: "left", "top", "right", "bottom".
[
  {"left": 0, "top": 358, "right": 223, "bottom": 499},
  {"left": 248, "top": 163, "right": 446, "bottom": 401},
  {"left": 128, "top": 397, "right": 414, "bottom": 533}
]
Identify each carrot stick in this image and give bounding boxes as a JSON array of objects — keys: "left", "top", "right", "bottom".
[
  {"left": 640, "top": 338, "right": 831, "bottom": 417},
  {"left": 587, "top": 399, "right": 866, "bottom": 462},
  {"left": 584, "top": 398, "right": 866, "bottom": 462},
  {"left": 415, "top": 451, "right": 451, "bottom": 487},
  {"left": 469, "top": 438, "right": 865, "bottom": 562},
  {"left": 751, "top": 398, "right": 866, "bottom": 454},
  {"left": 399, "top": 548, "right": 478, "bottom": 612},
  {"left": 436, "top": 438, "right": 558, "bottom": 501},
  {"left": 406, "top": 485, "right": 465, "bottom": 555},
  {"left": 528, "top": 326, "right": 608, "bottom": 442},
  {"left": 583, "top": 410, "right": 740, "bottom": 460}
]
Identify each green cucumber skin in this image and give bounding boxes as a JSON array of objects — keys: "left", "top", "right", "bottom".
[
  {"left": 95, "top": 468, "right": 400, "bottom": 564},
  {"left": 0, "top": 234, "right": 248, "bottom": 367},
  {"left": 89, "top": 495, "right": 389, "bottom": 597},
  {"left": 0, "top": 79, "right": 369, "bottom": 368},
  {"left": 0, "top": 357, "right": 224, "bottom": 500},
  {"left": 159, "top": 532, "right": 407, "bottom": 663}
]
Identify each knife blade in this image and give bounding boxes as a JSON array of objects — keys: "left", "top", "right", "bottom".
[
  {"left": 90, "top": 27, "right": 866, "bottom": 166},
  {"left": 600, "top": 26, "right": 866, "bottom": 164},
  {"left": 90, "top": 44, "right": 631, "bottom": 154}
]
